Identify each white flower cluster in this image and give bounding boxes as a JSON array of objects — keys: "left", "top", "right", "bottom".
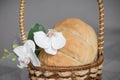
[
  {"left": 34, "top": 29, "right": 66, "bottom": 55},
  {"left": 13, "top": 40, "right": 40, "bottom": 69},
  {"left": 13, "top": 29, "right": 66, "bottom": 69}
]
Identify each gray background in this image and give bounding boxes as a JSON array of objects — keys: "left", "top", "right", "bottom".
[{"left": 0, "top": 0, "right": 120, "bottom": 80}]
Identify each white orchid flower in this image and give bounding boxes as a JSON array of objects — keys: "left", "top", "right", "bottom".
[
  {"left": 17, "top": 57, "right": 30, "bottom": 69},
  {"left": 34, "top": 29, "right": 66, "bottom": 55},
  {"left": 13, "top": 40, "right": 40, "bottom": 69}
]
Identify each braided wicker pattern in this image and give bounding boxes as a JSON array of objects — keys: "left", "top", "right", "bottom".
[
  {"left": 97, "top": 0, "right": 104, "bottom": 55},
  {"left": 19, "top": 0, "right": 104, "bottom": 80},
  {"left": 27, "top": 54, "right": 103, "bottom": 80},
  {"left": 19, "top": 0, "right": 27, "bottom": 43},
  {"left": 28, "top": 64, "right": 103, "bottom": 80}
]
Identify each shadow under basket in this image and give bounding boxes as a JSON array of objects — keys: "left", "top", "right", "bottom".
[
  {"left": 19, "top": 0, "right": 105, "bottom": 80},
  {"left": 28, "top": 54, "right": 104, "bottom": 80}
]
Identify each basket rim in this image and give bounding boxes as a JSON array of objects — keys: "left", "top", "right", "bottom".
[{"left": 29, "top": 54, "right": 104, "bottom": 71}]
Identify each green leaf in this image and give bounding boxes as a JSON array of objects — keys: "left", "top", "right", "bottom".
[
  {"left": 12, "top": 44, "right": 19, "bottom": 49},
  {"left": 2, "top": 56, "right": 7, "bottom": 60},
  {"left": 3, "top": 49, "right": 8, "bottom": 53},
  {"left": 35, "top": 47, "right": 41, "bottom": 57},
  {"left": 27, "top": 23, "right": 46, "bottom": 40},
  {"left": 11, "top": 57, "right": 16, "bottom": 61},
  {"left": 27, "top": 23, "right": 46, "bottom": 56}
]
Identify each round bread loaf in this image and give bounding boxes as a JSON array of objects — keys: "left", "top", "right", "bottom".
[{"left": 39, "top": 18, "right": 98, "bottom": 66}]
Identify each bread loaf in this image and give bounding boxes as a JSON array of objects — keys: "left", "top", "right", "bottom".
[{"left": 39, "top": 18, "right": 98, "bottom": 66}]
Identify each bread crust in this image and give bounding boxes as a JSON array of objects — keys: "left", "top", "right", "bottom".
[{"left": 39, "top": 18, "right": 98, "bottom": 66}]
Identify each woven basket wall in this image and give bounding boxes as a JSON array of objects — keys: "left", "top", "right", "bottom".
[{"left": 19, "top": 0, "right": 104, "bottom": 80}]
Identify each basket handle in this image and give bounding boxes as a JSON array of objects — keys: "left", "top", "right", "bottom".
[{"left": 19, "top": 0, "right": 104, "bottom": 55}]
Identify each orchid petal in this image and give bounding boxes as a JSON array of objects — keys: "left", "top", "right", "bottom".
[
  {"left": 18, "top": 62, "right": 28, "bottom": 68},
  {"left": 29, "top": 49, "right": 41, "bottom": 66},
  {"left": 17, "top": 57, "right": 30, "bottom": 69},
  {"left": 17, "top": 65, "right": 25, "bottom": 69},
  {"left": 18, "top": 57, "right": 30, "bottom": 64},
  {"left": 51, "top": 32, "right": 66, "bottom": 49},
  {"left": 45, "top": 47, "right": 57, "bottom": 55},
  {"left": 13, "top": 46, "right": 27, "bottom": 57},
  {"left": 14, "top": 40, "right": 40, "bottom": 68},
  {"left": 34, "top": 31, "right": 50, "bottom": 48},
  {"left": 24, "top": 40, "right": 35, "bottom": 52}
]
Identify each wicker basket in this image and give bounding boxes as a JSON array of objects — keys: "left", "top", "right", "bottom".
[{"left": 19, "top": 0, "right": 104, "bottom": 80}]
